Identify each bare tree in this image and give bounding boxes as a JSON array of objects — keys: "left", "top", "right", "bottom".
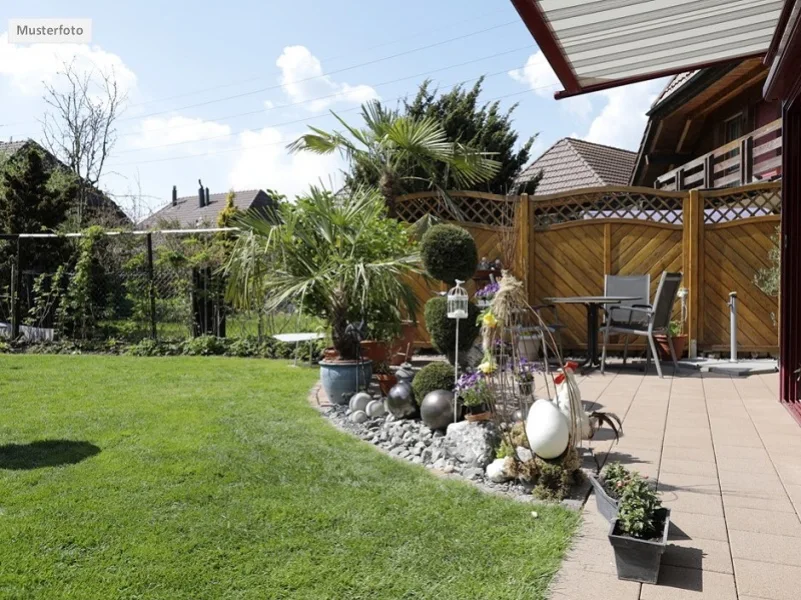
[{"left": 41, "top": 60, "right": 126, "bottom": 227}]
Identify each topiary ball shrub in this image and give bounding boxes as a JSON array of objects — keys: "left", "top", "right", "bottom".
[
  {"left": 412, "top": 361, "right": 455, "bottom": 405},
  {"left": 424, "top": 296, "right": 481, "bottom": 357},
  {"left": 421, "top": 224, "right": 478, "bottom": 284}
]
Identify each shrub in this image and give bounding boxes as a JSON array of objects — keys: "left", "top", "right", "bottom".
[
  {"left": 424, "top": 296, "right": 481, "bottom": 356},
  {"left": 411, "top": 361, "right": 455, "bottom": 405},
  {"left": 182, "top": 335, "right": 227, "bottom": 356},
  {"left": 420, "top": 224, "right": 477, "bottom": 284},
  {"left": 532, "top": 461, "right": 573, "bottom": 501},
  {"left": 601, "top": 462, "right": 632, "bottom": 500}
]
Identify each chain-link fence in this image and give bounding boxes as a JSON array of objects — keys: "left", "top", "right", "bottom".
[{"left": 0, "top": 228, "right": 309, "bottom": 346}]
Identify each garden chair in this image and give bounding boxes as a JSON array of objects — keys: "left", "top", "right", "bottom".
[
  {"left": 600, "top": 274, "right": 650, "bottom": 366},
  {"left": 600, "top": 272, "right": 682, "bottom": 378},
  {"left": 531, "top": 303, "right": 565, "bottom": 364}
]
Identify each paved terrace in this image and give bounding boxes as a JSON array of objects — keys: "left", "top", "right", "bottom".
[{"left": 551, "top": 368, "right": 801, "bottom": 600}]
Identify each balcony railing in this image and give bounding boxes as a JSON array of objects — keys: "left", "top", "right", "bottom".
[{"left": 655, "top": 118, "right": 782, "bottom": 190}]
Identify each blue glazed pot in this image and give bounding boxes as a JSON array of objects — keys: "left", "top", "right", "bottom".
[{"left": 320, "top": 360, "right": 373, "bottom": 405}]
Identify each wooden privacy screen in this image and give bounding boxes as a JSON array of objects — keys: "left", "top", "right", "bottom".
[{"left": 397, "top": 183, "right": 781, "bottom": 356}]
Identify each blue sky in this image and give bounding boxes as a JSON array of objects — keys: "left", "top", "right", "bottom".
[{"left": 1, "top": 1, "right": 664, "bottom": 220}]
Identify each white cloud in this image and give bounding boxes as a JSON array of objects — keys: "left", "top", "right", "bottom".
[
  {"left": 276, "top": 45, "right": 378, "bottom": 111},
  {"left": 0, "top": 32, "right": 137, "bottom": 96},
  {"left": 132, "top": 116, "right": 232, "bottom": 154},
  {"left": 229, "top": 127, "right": 345, "bottom": 198},
  {"left": 583, "top": 79, "right": 667, "bottom": 150},
  {"left": 264, "top": 99, "right": 275, "bottom": 109},
  {"left": 509, "top": 51, "right": 592, "bottom": 119}
]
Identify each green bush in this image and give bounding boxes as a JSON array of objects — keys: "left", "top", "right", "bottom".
[
  {"left": 411, "top": 361, "right": 455, "bottom": 405},
  {"left": 424, "top": 296, "right": 481, "bottom": 356},
  {"left": 420, "top": 224, "right": 478, "bottom": 284}
]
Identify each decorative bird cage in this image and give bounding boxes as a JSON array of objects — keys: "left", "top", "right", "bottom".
[{"left": 447, "top": 279, "right": 468, "bottom": 319}]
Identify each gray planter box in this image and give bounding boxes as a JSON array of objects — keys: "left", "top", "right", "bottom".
[
  {"left": 588, "top": 474, "right": 619, "bottom": 522},
  {"left": 608, "top": 508, "right": 671, "bottom": 584}
]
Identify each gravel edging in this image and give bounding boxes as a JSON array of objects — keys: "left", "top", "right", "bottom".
[{"left": 309, "top": 383, "right": 590, "bottom": 510}]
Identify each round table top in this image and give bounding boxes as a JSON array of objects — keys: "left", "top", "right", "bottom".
[
  {"left": 544, "top": 296, "right": 642, "bottom": 304},
  {"left": 272, "top": 333, "right": 325, "bottom": 343}
]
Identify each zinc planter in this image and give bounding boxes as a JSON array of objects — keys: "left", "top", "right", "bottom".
[
  {"left": 608, "top": 508, "right": 671, "bottom": 584},
  {"left": 320, "top": 359, "right": 373, "bottom": 405},
  {"left": 588, "top": 474, "right": 619, "bottom": 522}
]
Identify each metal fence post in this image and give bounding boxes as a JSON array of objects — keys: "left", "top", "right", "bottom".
[
  {"left": 10, "top": 237, "right": 21, "bottom": 340},
  {"left": 728, "top": 291, "right": 738, "bottom": 362},
  {"left": 146, "top": 233, "right": 157, "bottom": 340}
]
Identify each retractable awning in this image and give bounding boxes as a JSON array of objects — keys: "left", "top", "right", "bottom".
[{"left": 511, "top": 0, "right": 784, "bottom": 98}]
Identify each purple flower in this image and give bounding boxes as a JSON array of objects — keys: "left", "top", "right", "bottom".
[{"left": 476, "top": 281, "right": 500, "bottom": 299}]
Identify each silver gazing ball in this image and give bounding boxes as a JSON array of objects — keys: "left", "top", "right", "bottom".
[
  {"left": 420, "top": 389, "right": 455, "bottom": 431},
  {"left": 395, "top": 363, "right": 415, "bottom": 386},
  {"left": 386, "top": 382, "right": 417, "bottom": 419}
]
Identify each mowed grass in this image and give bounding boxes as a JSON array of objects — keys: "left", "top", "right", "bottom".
[{"left": 0, "top": 356, "right": 578, "bottom": 599}]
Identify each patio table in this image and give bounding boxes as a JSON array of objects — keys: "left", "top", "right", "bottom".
[
  {"left": 544, "top": 296, "right": 640, "bottom": 372},
  {"left": 272, "top": 332, "right": 325, "bottom": 367}
]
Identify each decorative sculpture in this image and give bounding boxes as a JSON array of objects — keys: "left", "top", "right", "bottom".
[
  {"left": 386, "top": 382, "right": 417, "bottom": 419},
  {"left": 420, "top": 390, "right": 455, "bottom": 431},
  {"left": 349, "top": 392, "right": 372, "bottom": 413}
]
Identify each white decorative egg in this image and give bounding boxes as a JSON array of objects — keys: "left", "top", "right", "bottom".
[{"left": 525, "top": 399, "right": 569, "bottom": 459}]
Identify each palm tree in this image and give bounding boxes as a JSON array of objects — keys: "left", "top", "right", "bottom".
[
  {"left": 287, "top": 101, "right": 501, "bottom": 216},
  {"left": 225, "top": 186, "right": 419, "bottom": 360}
]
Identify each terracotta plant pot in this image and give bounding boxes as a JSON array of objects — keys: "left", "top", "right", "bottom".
[
  {"left": 375, "top": 373, "right": 398, "bottom": 396},
  {"left": 465, "top": 411, "right": 492, "bottom": 423},
  {"left": 323, "top": 347, "right": 339, "bottom": 361},
  {"left": 654, "top": 334, "right": 687, "bottom": 360},
  {"left": 360, "top": 340, "right": 389, "bottom": 363},
  {"left": 389, "top": 322, "right": 417, "bottom": 366}
]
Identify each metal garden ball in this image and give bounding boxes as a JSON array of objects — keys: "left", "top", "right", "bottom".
[
  {"left": 386, "top": 382, "right": 417, "bottom": 418},
  {"left": 420, "top": 390, "right": 455, "bottom": 431}
]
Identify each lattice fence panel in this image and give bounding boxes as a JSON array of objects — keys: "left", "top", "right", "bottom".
[
  {"left": 701, "top": 184, "right": 782, "bottom": 224},
  {"left": 395, "top": 192, "right": 517, "bottom": 228},
  {"left": 532, "top": 189, "right": 685, "bottom": 229}
]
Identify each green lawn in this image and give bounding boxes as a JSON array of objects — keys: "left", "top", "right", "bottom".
[{"left": 0, "top": 356, "right": 578, "bottom": 599}]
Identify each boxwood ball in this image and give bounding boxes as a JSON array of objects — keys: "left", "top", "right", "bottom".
[
  {"left": 386, "top": 382, "right": 417, "bottom": 419},
  {"left": 420, "top": 389, "right": 455, "bottom": 431}
]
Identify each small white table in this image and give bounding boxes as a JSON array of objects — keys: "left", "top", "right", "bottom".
[{"left": 273, "top": 333, "right": 325, "bottom": 367}]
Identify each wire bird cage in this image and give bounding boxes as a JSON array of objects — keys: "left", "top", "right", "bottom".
[{"left": 446, "top": 279, "right": 468, "bottom": 319}]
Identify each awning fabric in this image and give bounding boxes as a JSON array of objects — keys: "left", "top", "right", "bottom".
[{"left": 512, "top": 0, "right": 784, "bottom": 98}]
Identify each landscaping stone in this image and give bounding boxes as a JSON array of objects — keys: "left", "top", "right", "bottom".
[
  {"left": 350, "top": 410, "right": 368, "bottom": 424},
  {"left": 443, "top": 421, "right": 498, "bottom": 469},
  {"left": 486, "top": 458, "right": 513, "bottom": 483}
]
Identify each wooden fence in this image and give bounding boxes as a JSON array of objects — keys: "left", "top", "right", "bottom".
[{"left": 396, "top": 183, "right": 781, "bottom": 356}]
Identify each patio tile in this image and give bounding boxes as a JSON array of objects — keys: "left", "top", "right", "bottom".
[
  {"left": 710, "top": 433, "right": 766, "bottom": 448},
  {"left": 717, "top": 469, "right": 786, "bottom": 494},
  {"left": 662, "top": 491, "right": 725, "bottom": 518},
  {"left": 549, "top": 568, "right": 641, "bottom": 600},
  {"left": 781, "top": 483, "right": 801, "bottom": 513},
  {"left": 639, "top": 566, "right": 736, "bottom": 599},
  {"left": 661, "top": 445, "right": 716, "bottom": 464},
  {"left": 659, "top": 458, "right": 717, "bottom": 478},
  {"left": 714, "top": 445, "right": 772, "bottom": 460},
  {"left": 729, "top": 529, "right": 801, "bottom": 567},
  {"left": 662, "top": 434, "right": 714, "bottom": 451},
  {"left": 715, "top": 453, "right": 775, "bottom": 474},
  {"left": 734, "top": 559, "right": 801, "bottom": 600},
  {"left": 668, "top": 512, "right": 729, "bottom": 542},
  {"left": 562, "top": 534, "right": 617, "bottom": 576},
  {"left": 720, "top": 491, "right": 797, "bottom": 513},
  {"left": 725, "top": 506, "right": 801, "bottom": 537},
  {"left": 662, "top": 538, "right": 733, "bottom": 574},
  {"left": 658, "top": 472, "right": 720, "bottom": 497}
]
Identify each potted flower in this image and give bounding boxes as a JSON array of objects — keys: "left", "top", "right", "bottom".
[
  {"left": 455, "top": 371, "right": 493, "bottom": 422},
  {"left": 225, "top": 186, "right": 419, "bottom": 406},
  {"left": 608, "top": 472, "right": 671, "bottom": 584},
  {"left": 588, "top": 462, "right": 630, "bottom": 522},
  {"left": 655, "top": 320, "right": 687, "bottom": 360},
  {"left": 516, "top": 357, "right": 537, "bottom": 396},
  {"left": 475, "top": 281, "right": 500, "bottom": 308}
]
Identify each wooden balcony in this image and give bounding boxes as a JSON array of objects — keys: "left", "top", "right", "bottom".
[{"left": 655, "top": 118, "right": 782, "bottom": 190}]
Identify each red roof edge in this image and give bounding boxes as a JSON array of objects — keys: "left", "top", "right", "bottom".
[{"left": 510, "top": 0, "right": 580, "bottom": 94}]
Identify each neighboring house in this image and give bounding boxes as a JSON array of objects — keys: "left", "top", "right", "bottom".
[
  {"left": 0, "top": 139, "right": 130, "bottom": 224},
  {"left": 631, "top": 57, "right": 782, "bottom": 190},
  {"left": 517, "top": 138, "right": 636, "bottom": 196},
  {"left": 139, "top": 184, "right": 275, "bottom": 230}
]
